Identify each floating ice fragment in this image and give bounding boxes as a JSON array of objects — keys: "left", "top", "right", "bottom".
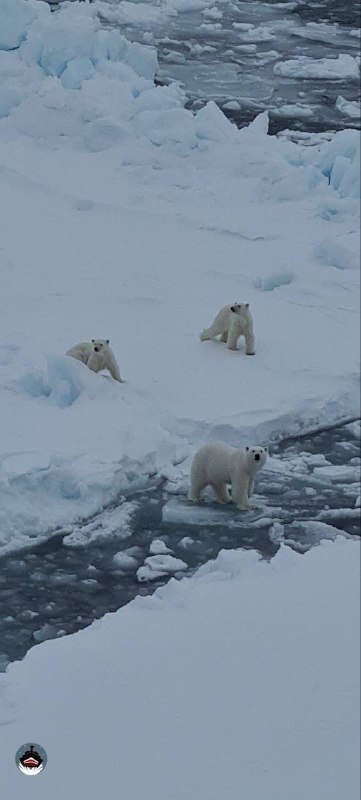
[
  {"left": 33, "top": 623, "right": 58, "bottom": 643},
  {"left": 144, "top": 554, "right": 187, "bottom": 573},
  {"left": 313, "top": 465, "right": 360, "bottom": 483},
  {"left": 136, "top": 554, "right": 187, "bottom": 583},
  {"left": 222, "top": 100, "right": 241, "bottom": 111},
  {"left": 149, "top": 539, "right": 173, "bottom": 555},
  {"left": 162, "top": 498, "right": 262, "bottom": 527},
  {"left": 316, "top": 508, "right": 361, "bottom": 522},
  {"left": 178, "top": 536, "right": 195, "bottom": 549},
  {"left": 112, "top": 552, "right": 139, "bottom": 570},
  {"left": 137, "top": 566, "right": 167, "bottom": 583},
  {"left": 273, "top": 103, "right": 314, "bottom": 119},
  {"left": 274, "top": 54, "right": 360, "bottom": 80},
  {"left": 336, "top": 96, "right": 360, "bottom": 121}
]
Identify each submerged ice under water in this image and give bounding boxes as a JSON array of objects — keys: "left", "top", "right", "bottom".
[{"left": 0, "top": 421, "right": 360, "bottom": 671}]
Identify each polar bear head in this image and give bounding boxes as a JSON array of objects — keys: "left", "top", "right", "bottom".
[
  {"left": 230, "top": 302, "right": 250, "bottom": 317},
  {"left": 245, "top": 446, "right": 268, "bottom": 472},
  {"left": 91, "top": 338, "right": 110, "bottom": 353}
]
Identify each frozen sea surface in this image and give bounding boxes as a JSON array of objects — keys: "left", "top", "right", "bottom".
[
  {"left": 0, "top": 420, "right": 359, "bottom": 671},
  {"left": 91, "top": 0, "right": 361, "bottom": 133}
]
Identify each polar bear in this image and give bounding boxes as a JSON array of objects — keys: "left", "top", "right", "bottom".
[
  {"left": 188, "top": 442, "right": 267, "bottom": 511},
  {"left": 66, "top": 339, "right": 124, "bottom": 382},
  {"left": 200, "top": 303, "right": 256, "bottom": 355}
]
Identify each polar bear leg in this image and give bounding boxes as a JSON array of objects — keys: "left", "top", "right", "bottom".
[
  {"left": 220, "top": 331, "right": 228, "bottom": 343},
  {"left": 232, "top": 475, "right": 250, "bottom": 511},
  {"left": 200, "top": 322, "right": 223, "bottom": 341},
  {"left": 226, "top": 330, "right": 239, "bottom": 351},
  {"left": 245, "top": 332, "right": 256, "bottom": 356},
  {"left": 213, "top": 483, "right": 230, "bottom": 504},
  {"left": 86, "top": 358, "right": 100, "bottom": 374},
  {"left": 188, "top": 487, "right": 204, "bottom": 503},
  {"left": 188, "top": 476, "right": 205, "bottom": 503},
  {"left": 248, "top": 479, "right": 254, "bottom": 499},
  {"left": 108, "top": 362, "right": 124, "bottom": 383}
]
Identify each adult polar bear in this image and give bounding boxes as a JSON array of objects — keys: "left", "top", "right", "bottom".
[
  {"left": 200, "top": 303, "right": 256, "bottom": 354},
  {"left": 188, "top": 443, "right": 267, "bottom": 511},
  {"left": 66, "top": 339, "right": 124, "bottom": 382}
]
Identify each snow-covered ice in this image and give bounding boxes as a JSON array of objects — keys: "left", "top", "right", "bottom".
[
  {"left": 162, "top": 497, "right": 268, "bottom": 526},
  {"left": 0, "top": 537, "right": 359, "bottom": 799},
  {"left": 0, "top": 4, "right": 360, "bottom": 792},
  {"left": 0, "top": 68, "right": 359, "bottom": 549}
]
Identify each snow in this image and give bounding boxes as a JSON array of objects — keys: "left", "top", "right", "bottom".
[
  {"left": 0, "top": 2, "right": 358, "bottom": 546},
  {"left": 314, "top": 237, "right": 357, "bottom": 270},
  {"left": 0, "top": 15, "right": 360, "bottom": 800},
  {"left": 0, "top": 537, "right": 359, "bottom": 798},
  {"left": 0, "top": 0, "right": 42, "bottom": 51}
]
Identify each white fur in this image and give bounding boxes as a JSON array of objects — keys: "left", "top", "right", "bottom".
[
  {"left": 200, "top": 303, "right": 256, "bottom": 355},
  {"left": 66, "top": 339, "right": 124, "bottom": 383},
  {"left": 188, "top": 442, "right": 267, "bottom": 511}
]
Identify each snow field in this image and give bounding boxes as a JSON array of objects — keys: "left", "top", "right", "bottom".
[
  {"left": 0, "top": 6, "right": 359, "bottom": 797},
  {"left": 0, "top": 0, "right": 359, "bottom": 551},
  {"left": 0, "top": 537, "right": 359, "bottom": 799}
]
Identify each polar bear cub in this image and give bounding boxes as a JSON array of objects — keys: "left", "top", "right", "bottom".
[
  {"left": 188, "top": 442, "right": 267, "bottom": 511},
  {"left": 200, "top": 303, "right": 256, "bottom": 355},
  {"left": 66, "top": 339, "right": 124, "bottom": 382}
]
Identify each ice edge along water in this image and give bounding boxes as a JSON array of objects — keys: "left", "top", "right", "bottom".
[
  {"left": 0, "top": 0, "right": 359, "bottom": 553},
  {"left": 0, "top": 3, "right": 359, "bottom": 798},
  {"left": 0, "top": 537, "right": 360, "bottom": 800}
]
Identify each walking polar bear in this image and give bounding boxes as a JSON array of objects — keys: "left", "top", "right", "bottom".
[
  {"left": 200, "top": 303, "right": 256, "bottom": 355},
  {"left": 66, "top": 339, "right": 124, "bottom": 383},
  {"left": 188, "top": 442, "right": 267, "bottom": 511}
]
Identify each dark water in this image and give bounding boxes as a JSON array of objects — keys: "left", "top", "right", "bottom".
[
  {"left": 103, "top": 0, "right": 360, "bottom": 134},
  {"left": 48, "top": 0, "right": 360, "bottom": 133},
  {"left": 0, "top": 421, "right": 359, "bottom": 671},
  {"left": 294, "top": 0, "right": 360, "bottom": 27}
]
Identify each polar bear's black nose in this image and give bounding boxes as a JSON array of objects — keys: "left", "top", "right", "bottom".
[
  {"left": 94, "top": 347, "right": 99, "bottom": 352},
  {"left": 255, "top": 453, "right": 260, "bottom": 461}
]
